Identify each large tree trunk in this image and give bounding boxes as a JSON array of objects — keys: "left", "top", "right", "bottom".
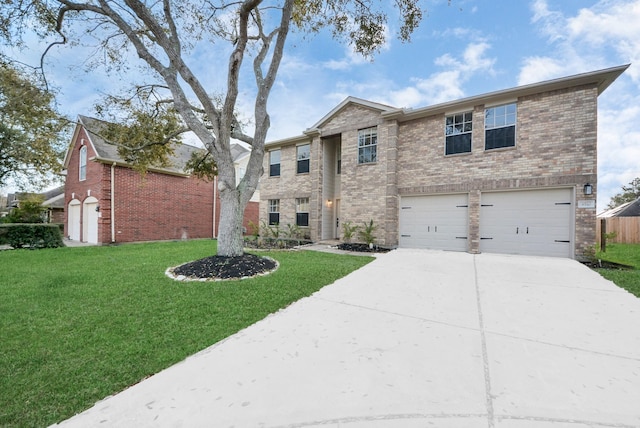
[{"left": 217, "top": 186, "right": 246, "bottom": 257}]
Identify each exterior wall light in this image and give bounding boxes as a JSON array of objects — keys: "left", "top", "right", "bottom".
[
  {"left": 327, "top": 199, "right": 333, "bottom": 207},
  {"left": 584, "top": 183, "right": 593, "bottom": 195}
]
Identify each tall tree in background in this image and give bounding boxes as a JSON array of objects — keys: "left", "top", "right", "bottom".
[
  {"left": 0, "top": 62, "right": 67, "bottom": 190},
  {"left": 608, "top": 177, "right": 640, "bottom": 209},
  {"left": 0, "top": 0, "right": 426, "bottom": 257}
]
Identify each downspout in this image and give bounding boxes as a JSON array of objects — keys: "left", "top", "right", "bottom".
[
  {"left": 212, "top": 176, "right": 217, "bottom": 238},
  {"left": 111, "top": 162, "right": 116, "bottom": 243}
]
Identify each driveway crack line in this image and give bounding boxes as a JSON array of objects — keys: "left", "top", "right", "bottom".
[
  {"left": 311, "top": 296, "right": 479, "bottom": 333},
  {"left": 474, "top": 254, "right": 495, "bottom": 428}
]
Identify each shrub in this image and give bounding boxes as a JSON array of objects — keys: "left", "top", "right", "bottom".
[
  {"left": 1, "top": 195, "right": 46, "bottom": 224},
  {"left": 247, "top": 220, "right": 260, "bottom": 238},
  {"left": 0, "top": 224, "right": 64, "bottom": 249},
  {"left": 358, "top": 219, "right": 377, "bottom": 246},
  {"left": 341, "top": 221, "right": 359, "bottom": 242},
  {"left": 284, "top": 223, "right": 303, "bottom": 239}
]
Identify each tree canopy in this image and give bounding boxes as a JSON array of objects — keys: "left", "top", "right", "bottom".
[
  {"left": 0, "top": 0, "right": 432, "bottom": 256},
  {"left": 0, "top": 61, "right": 68, "bottom": 190},
  {"left": 607, "top": 177, "right": 640, "bottom": 209}
]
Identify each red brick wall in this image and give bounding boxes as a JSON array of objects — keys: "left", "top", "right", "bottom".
[
  {"left": 64, "top": 128, "right": 107, "bottom": 240},
  {"left": 111, "top": 167, "right": 215, "bottom": 242},
  {"left": 65, "top": 127, "right": 259, "bottom": 244},
  {"left": 243, "top": 201, "right": 259, "bottom": 234}
]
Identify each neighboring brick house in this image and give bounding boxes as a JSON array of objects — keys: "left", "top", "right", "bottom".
[
  {"left": 260, "top": 65, "right": 628, "bottom": 259},
  {"left": 63, "top": 115, "right": 258, "bottom": 244}
]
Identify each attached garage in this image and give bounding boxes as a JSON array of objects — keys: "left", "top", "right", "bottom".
[
  {"left": 399, "top": 194, "right": 468, "bottom": 251},
  {"left": 68, "top": 200, "right": 81, "bottom": 241},
  {"left": 83, "top": 197, "right": 99, "bottom": 244},
  {"left": 480, "top": 188, "right": 573, "bottom": 258}
]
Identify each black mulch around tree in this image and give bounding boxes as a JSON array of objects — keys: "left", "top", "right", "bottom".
[
  {"left": 171, "top": 253, "right": 277, "bottom": 280},
  {"left": 336, "top": 243, "right": 392, "bottom": 253}
]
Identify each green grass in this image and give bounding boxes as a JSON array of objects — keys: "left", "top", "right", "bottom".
[
  {"left": 595, "top": 243, "right": 640, "bottom": 298},
  {"left": 0, "top": 240, "right": 373, "bottom": 427}
]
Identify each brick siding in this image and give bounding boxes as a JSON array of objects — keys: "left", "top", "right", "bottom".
[
  {"left": 65, "top": 127, "right": 257, "bottom": 244},
  {"left": 260, "top": 83, "right": 602, "bottom": 258}
]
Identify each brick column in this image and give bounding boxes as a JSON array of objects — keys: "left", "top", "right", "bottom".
[{"left": 468, "top": 189, "right": 481, "bottom": 253}]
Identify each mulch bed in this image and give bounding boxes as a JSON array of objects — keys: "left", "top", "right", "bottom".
[
  {"left": 581, "top": 259, "right": 634, "bottom": 270},
  {"left": 169, "top": 253, "right": 278, "bottom": 281},
  {"left": 336, "top": 243, "right": 392, "bottom": 253}
]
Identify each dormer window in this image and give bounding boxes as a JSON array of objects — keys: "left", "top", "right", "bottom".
[{"left": 79, "top": 146, "right": 87, "bottom": 181}]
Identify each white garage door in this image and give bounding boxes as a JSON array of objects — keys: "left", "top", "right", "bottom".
[
  {"left": 68, "top": 201, "right": 81, "bottom": 241},
  {"left": 399, "top": 194, "right": 468, "bottom": 251},
  {"left": 480, "top": 188, "right": 572, "bottom": 258}
]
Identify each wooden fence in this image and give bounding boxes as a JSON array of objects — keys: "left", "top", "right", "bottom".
[{"left": 596, "top": 217, "right": 640, "bottom": 245}]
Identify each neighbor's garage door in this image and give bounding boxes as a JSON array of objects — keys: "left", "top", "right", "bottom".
[
  {"left": 480, "top": 188, "right": 572, "bottom": 258},
  {"left": 399, "top": 194, "right": 468, "bottom": 251}
]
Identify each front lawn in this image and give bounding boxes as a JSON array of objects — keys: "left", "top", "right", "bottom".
[
  {"left": 0, "top": 240, "right": 373, "bottom": 427},
  {"left": 595, "top": 243, "right": 640, "bottom": 298}
]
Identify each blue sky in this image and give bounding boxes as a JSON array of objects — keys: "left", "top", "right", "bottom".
[{"left": 3, "top": 0, "right": 639, "bottom": 212}]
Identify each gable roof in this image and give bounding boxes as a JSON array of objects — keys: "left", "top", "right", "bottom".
[
  {"left": 306, "top": 96, "right": 396, "bottom": 133},
  {"left": 598, "top": 197, "right": 640, "bottom": 218},
  {"left": 230, "top": 143, "right": 250, "bottom": 164},
  {"left": 41, "top": 185, "right": 65, "bottom": 209},
  {"left": 63, "top": 116, "right": 248, "bottom": 177},
  {"left": 73, "top": 115, "right": 204, "bottom": 177}
]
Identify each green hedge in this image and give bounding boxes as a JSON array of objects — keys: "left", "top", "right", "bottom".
[{"left": 0, "top": 224, "right": 64, "bottom": 249}]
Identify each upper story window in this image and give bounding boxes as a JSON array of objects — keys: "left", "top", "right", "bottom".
[
  {"left": 296, "top": 197, "right": 310, "bottom": 227},
  {"left": 485, "top": 103, "right": 516, "bottom": 150},
  {"left": 268, "top": 199, "right": 280, "bottom": 225},
  {"left": 297, "top": 144, "right": 310, "bottom": 174},
  {"left": 336, "top": 144, "right": 342, "bottom": 175},
  {"left": 358, "top": 127, "right": 377, "bottom": 164},
  {"left": 269, "top": 150, "right": 281, "bottom": 177},
  {"left": 79, "top": 145, "right": 87, "bottom": 181},
  {"left": 445, "top": 112, "right": 473, "bottom": 155}
]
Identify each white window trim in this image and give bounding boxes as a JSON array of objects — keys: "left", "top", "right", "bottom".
[
  {"left": 79, "top": 146, "right": 87, "bottom": 181},
  {"left": 484, "top": 102, "right": 517, "bottom": 151},
  {"left": 357, "top": 127, "right": 378, "bottom": 164},
  {"left": 444, "top": 111, "right": 473, "bottom": 156}
]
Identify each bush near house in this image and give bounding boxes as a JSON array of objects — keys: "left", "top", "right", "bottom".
[{"left": 0, "top": 224, "right": 64, "bottom": 249}]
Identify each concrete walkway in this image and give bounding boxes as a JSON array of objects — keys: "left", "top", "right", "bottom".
[{"left": 53, "top": 249, "right": 640, "bottom": 427}]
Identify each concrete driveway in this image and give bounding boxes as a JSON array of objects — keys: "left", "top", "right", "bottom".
[{"left": 53, "top": 249, "right": 640, "bottom": 427}]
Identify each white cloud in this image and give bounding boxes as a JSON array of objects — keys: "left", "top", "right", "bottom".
[
  {"left": 518, "top": 56, "right": 573, "bottom": 85},
  {"left": 523, "top": 0, "right": 640, "bottom": 210},
  {"left": 530, "top": 0, "right": 566, "bottom": 42},
  {"left": 597, "top": 98, "right": 640, "bottom": 210},
  {"left": 389, "top": 40, "right": 495, "bottom": 107},
  {"left": 566, "top": 1, "right": 640, "bottom": 81},
  {"left": 523, "top": 0, "right": 640, "bottom": 82}
]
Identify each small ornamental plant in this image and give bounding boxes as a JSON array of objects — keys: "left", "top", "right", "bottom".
[
  {"left": 341, "top": 221, "right": 359, "bottom": 243},
  {"left": 359, "top": 219, "right": 377, "bottom": 248}
]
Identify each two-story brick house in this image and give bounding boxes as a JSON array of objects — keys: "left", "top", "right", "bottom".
[
  {"left": 64, "top": 115, "right": 258, "bottom": 245},
  {"left": 260, "top": 65, "right": 628, "bottom": 259}
]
